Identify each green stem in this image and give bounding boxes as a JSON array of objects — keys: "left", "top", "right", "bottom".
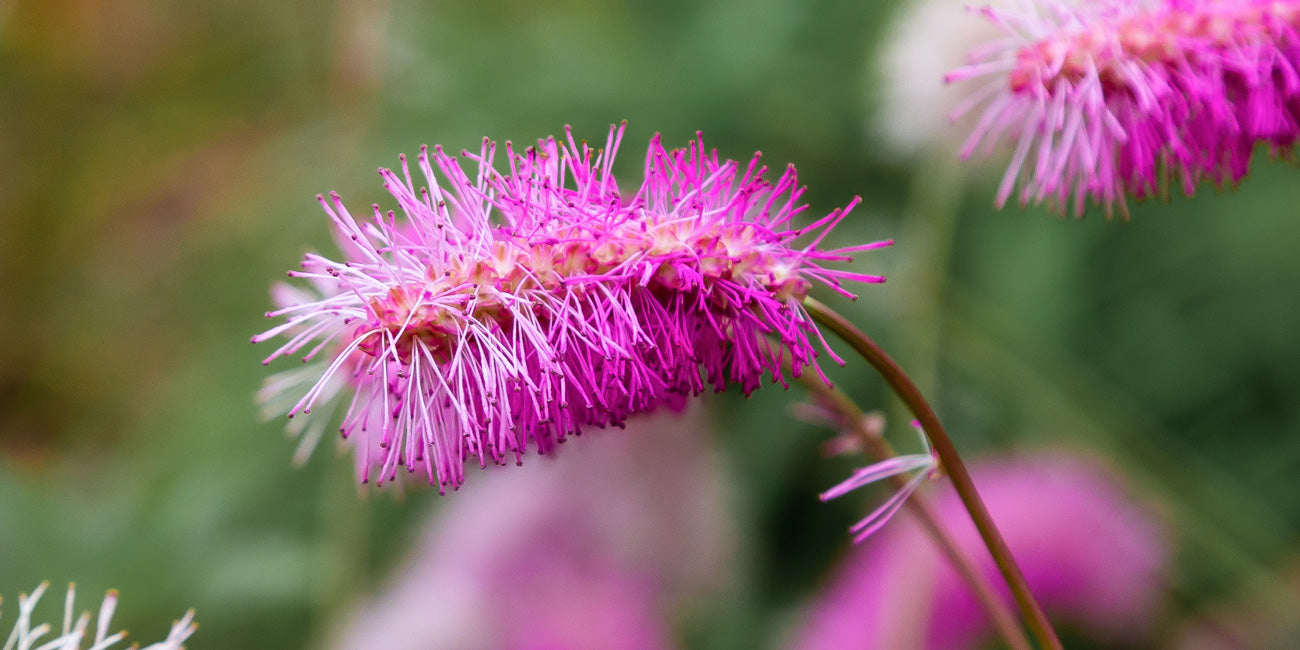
[
  {"left": 804, "top": 296, "right": 1062, "bottom": 650},
  {"left": 798, "top": 375, "right": 1032, "bottom": 650}
]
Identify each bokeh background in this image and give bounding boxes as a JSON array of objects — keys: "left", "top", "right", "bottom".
[{"left": 2, "top": 0, "right": 1298, "bottom": 647}]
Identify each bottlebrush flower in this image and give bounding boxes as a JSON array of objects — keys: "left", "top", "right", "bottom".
[
  {"left": 947, "top": 0, "right": 1300, "bottom": 216},
  {"left": 2, "top": 582, "right": 197, "bottom": 650},
  {"left": 255, "top": 124, "right": 890, "bottom": 490}
]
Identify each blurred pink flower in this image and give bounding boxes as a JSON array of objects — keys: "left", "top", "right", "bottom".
[
  {"left": 256, "top": 124, "right": 888, "bottom": 489},
  {"left": 948, "top": 0, "right": 1300, "bottom": 215},
  {"left": 794, "top": 451, "right": 1169, "bottom": 649},
  {"left": 327, "top": 406, "right": 733, "bottom": 649}
]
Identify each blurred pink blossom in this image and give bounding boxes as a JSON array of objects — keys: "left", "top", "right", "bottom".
[
  {"left": 794, "top": 451, "right": 1169, "bottom": 649},
  {"left": 328, "top": 406, "right": 732, "bottom": 649}
]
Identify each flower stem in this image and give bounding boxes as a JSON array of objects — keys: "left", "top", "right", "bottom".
[
  {"left": 798, "top": 374, "right": 1032, "bottom": 650},
  {"left": 803, "top": 296, "right": 1063, "bottom": 650}
]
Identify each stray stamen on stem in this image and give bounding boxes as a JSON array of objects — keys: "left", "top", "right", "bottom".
[
  {"left": 803, "top": 296, "right": 1063, "bottom": 650},
  {"left": 795, "top": 372, "right": 1033, "bottom": 650}
]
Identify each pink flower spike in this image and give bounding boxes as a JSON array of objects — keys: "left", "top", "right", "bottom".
[
  {"left": 950, "top": 0, "right": 1300, "bottom": 216},
  {"left": 257, "top": 124, "right": 889, "bottom": 489}
]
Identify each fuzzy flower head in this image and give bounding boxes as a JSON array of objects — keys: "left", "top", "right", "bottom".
[
  {"left": 256, "top": 124, "right": 890, "bottom": 490},
  {"left": 948, "top": 0, "right": 1300, "bottom": 216},
  {"left": 2, "top": 583, "right": 196, "bottom": 650}
]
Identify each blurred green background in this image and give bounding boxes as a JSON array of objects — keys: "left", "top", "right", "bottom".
[{"left": 1, "top": 1, "right": 1298, "bottom": 647}]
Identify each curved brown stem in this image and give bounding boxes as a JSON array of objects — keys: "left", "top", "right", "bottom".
[
  {"left": 804, "top": 296, "right": 1063, "bottom": 650},
  {"left": 798, "top": 375, "right": 1032, "bottom": 650}
]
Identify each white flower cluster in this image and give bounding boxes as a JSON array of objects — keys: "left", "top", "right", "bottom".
[{"left": 2, "top": 583, "right": 195, "bottom": 650}]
